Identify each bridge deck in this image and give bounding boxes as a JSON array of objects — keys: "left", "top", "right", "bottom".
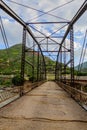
[{"left": 0, "top": 81, "right": 87, "bottom": 130}]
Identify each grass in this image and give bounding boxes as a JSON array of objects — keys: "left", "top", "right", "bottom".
[{"left": 47, "top": 74, "right": 55, "bottom": 81}]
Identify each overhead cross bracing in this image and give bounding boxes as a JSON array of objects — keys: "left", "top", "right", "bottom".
[{"left": 0, "top": 0, "right": 87, "bottom": 87}]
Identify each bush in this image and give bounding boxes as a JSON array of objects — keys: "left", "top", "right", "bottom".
[
  {"left": 0, "top": 78, "right": 4, "bottom": 85},
  {"left": 83, "top": 85, "right": 87, "bottom": 92},
  {"left": 12, "top": 75, "right": 24, "bottom": 86},
  {"left": 77, "top": 72, "right": 87, "bottom": 76},
  {"left": 29, "top": 76, "right": 37, "bottom": 82},
  {"left": 4, "top": 80, "right": 11, "bottom": 87}
]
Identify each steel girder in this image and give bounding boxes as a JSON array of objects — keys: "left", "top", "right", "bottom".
[
  {"left": 0, "top": 0, "right": 46, "bottom": 80},
  {"left": 58, "top": 0, "right": 87, "bottom": 56},
  {"left": 56, "top": 0, "right": 87, "bottom": 82}
]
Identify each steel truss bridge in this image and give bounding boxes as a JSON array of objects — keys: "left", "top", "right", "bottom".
[{"left": 0, "top": 0, "right": 87, "bottom": 109}]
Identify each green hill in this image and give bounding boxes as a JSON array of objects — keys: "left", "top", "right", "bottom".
[
  {"left": 75, "top": 62, "right": 87, "bottom": 72},
  {"left": 0, "top": 44, "right": 22, "bottom": 75},
  {"left": 0, "top": 44, "right": 56, "bottom": 76}
]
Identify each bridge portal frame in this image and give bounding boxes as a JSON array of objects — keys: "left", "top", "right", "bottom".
[{"left": 55, "top": 0, "right": 87, "bottom": 86}]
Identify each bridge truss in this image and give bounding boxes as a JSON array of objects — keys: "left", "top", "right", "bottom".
[{"left": 0, "top": 0, "right": 87, "bottom": 88}]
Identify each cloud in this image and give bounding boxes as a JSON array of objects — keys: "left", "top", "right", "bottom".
[
  {"left": 2, "top": 0, "right": 85, "bottom": 22},
  {"left": 74, "top": 47, "right": 87, "bottom": 66},
  {"left": 62, "top": 38, "right": 81, "bottom": 51},
  {"left": 0, "top": 16, "right": 22, "bottom": 47},
  {"left": 1, "top": 0, "right": 87, "bottom": 64}
]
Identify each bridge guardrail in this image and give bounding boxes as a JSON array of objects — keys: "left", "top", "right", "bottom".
[
  {"left": 0, "top": 80, "right": 46, "bottom": 108},
  {"left": 0, "top": 87, "right": 19, "bottom": 103},
  {"left": 23, "top": 80, "right": 46, "bottom": 93},
  {"left": 57, "top": 82, "right": 87, "bottom": 110}
]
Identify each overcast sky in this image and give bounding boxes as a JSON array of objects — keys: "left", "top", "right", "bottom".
[{"left": 0, "top": 0, "right": 87, "bottom": 66}]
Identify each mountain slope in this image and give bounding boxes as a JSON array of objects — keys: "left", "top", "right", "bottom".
[
  {"left": 0, "top": 44, "right": 56, "bottom": 76},
  {"left": 75, "top": 61, "right": 87, "bottom": 72}
]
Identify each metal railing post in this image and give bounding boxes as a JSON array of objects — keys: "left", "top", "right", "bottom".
[
  {"left": 20, "top": 27, "right": 26, "bottom": 96},
  {"left": 70, "top": 26, "right": 74, "bottom": 87}
]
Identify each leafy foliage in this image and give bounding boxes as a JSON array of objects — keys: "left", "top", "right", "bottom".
[
  {"left": 12, "top": 75, "right": 24, "bottom": 86},
  {"left": 76, "top": 72, "right": 87, "bottom": 76},
  {"left": 0, "top": 44, "right": 22, "bottom": 75},
  {"left": 0, "top": 44, "right": 56, "bottom": 83},
  {"left": 75, "top": 61, "right": 87, "bottom": 73}
]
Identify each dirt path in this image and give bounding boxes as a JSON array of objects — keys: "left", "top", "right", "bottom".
[{"left": 0, "top": 81, "right": 87, "bottom": 130}]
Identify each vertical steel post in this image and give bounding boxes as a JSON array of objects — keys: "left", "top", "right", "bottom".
[
  {"left": 21, "top": 27, "right": 26, "bottom": 81},
  {"left": 55, "top": 63, "right": 57, "bottom": 81},
  {"left": 20, "top": 27, "right": 26, "bottom": 96},
  {"left": 37, "top": 47, "right": 39, "bottom": 82},
  {"left": 55, "top": 50, "right": 59, "bottom": 81},
  {"left": 60, "top": 46, "right": 62, "bottom": 82},
  {"left": 40, "top": 55, "right": 42, "bottom": 80},
  {"left": 64, "top": 41, "right": 66, "bottom": 84},
  {"left": 56, "top": 56, "right": 60, "bottom": 81},
  {"left": 32, "top": 40, "right": 35, "bottom": 82},
  {"left": 47, "top": 37, "right": 48, "bottom": 52},
  {"left": 42, "top": 58, "right": 44, "bottom": 80},
  {"left": 58, "top": 53, "right": 61, "bottom": 81},
  {"left": 70, "top": 26, "right": 74, "bottom": 87},
  {"left": 55, "top": 64, "right": 57, "bottom": 80},
  {"left": 44, "top": 60, "right": 46, "bottom": 80}
]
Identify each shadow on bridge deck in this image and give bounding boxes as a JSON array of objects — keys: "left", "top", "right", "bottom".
[{"left": 0, "top": 81, "right": 87, "bottom": 130}]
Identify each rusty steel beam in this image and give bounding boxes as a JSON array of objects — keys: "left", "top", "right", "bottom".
[
  {"left": 25, "top": 60, "right": 34, "bottom": 68},
  {"left": 56, "top": 0, "right": 87, "bottom": 81},
  {"left": 35, "top": 36, "right": 63, "bottom": 38},
  {"left": 64, "top": 59, "right": 72, "bottom": 67},
  {"left": 1, "top": 0, "right": 46, "bottom": 79},
  {"left": 41, "top": 51, "right": 70, "bottom": 52},
  {"left": 0, "top": 0, "right": 40, "bottom": 47},
  {"left": 27, "top": 21, "right": 70, "bottom": 24},
  {"left": 58, "top": 0, "right": 87, "bottom": 55}
]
